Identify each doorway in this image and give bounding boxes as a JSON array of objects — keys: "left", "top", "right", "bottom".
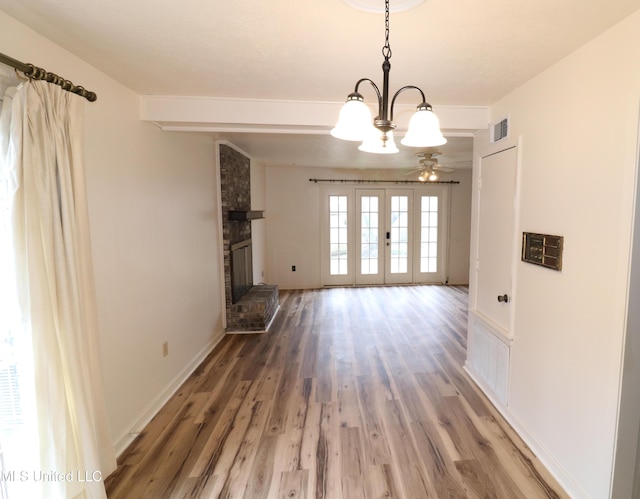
[{"left": 321, "top": 185, "right": 448, "bottom": 286}]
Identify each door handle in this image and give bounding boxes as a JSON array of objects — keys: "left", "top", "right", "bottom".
[
  {"left": 497, "top": 294, "right": 509, "bottom": 303},
  {"left": 386, "top": 231, "right": 390, "bottom": 240}
]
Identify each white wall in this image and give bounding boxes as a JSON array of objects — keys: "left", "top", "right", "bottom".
[
  {"left": 266, "top": 165, "right": 471, "bottom": 289},
  {"left": 484, "top": 10, "right": 640, "bottom": 498},
  {"left": 446, "top": 169, "right": 472, "bottom": 285},
  {"left": 0, "top": 11, "right": 224, "bottom": 454},
  {"left": 613, "top": 151, "right": 640, "bottom": 498},
  {"left": 251, "top": 160, "right": 268, "bottom": 284}
]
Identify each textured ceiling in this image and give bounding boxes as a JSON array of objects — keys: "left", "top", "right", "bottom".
[{"left": 1, "top": 0, "right": 639, "bottom": 169}]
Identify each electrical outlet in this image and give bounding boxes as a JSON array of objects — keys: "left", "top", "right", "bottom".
[
  {"left": 292, "top": 265, "right": 296, "bottom": 272},
  {"left": 162, "top": 341, "right": 169, "bottom": 357}
]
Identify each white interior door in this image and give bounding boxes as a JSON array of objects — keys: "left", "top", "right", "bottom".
[{"left": 475, "top": 146, "right": 517, "bottom": 332}]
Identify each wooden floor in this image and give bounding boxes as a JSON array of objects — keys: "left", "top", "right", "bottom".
[{"left": 105, "top": 286, "right": 567, "bottom": 498}]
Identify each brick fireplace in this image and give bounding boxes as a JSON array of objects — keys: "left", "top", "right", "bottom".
[{"left": 218, "top": 143, "right": 279, "bottom": 332}]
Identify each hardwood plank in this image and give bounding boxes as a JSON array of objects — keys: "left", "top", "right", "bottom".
[
  {"left": 433, "top": 350, "right": 491, "bottom": 418},
  {"left": 109, "top": 402, "right": 208, "bottom": 498},
  {"left": 277, "top": 469, "right": 309, "bottom": 499},
  {"left": 441, "top": 396, "right": 525, "bottom": 498},
  {"left": 364, "top": 464, "right": 403, "bottom": 499},
  {"left": 354, "top": 375, "right": 393, "bottom": 466},
  {"left": 314, "top": 402, "right": 340, "bottom": 499},
  {"left": 188, "top": 380, "right": 253, "bottom": 478},
  {"left": 314, "top": 325, "right": 335, "bottom": 404},
  {"left": 297, "top": 380, "right": 322, "bottom": 474},
  {"left": 217, "top": 398, "right": 271, "bottom": 498},
  {"left": 381, "top": 399, "right": 435, "bottom": 498},
  {"left": 273, "top": 377, "right": 314, "bottom": 472},
  {"left": 242, "top": 434, "right": 277, "bottom": 499},
  {"left": 336, "top": 376, "right": 361, "bottom": 428},
  {"left": 412, "top": 372, "right": 465, "bottom": 462},
  {"left": 410, "top": 419, "right": 469, "bottom": 499},
  {"left": 105, "top": 286, "right": 569, "bottom": 499},
  {"left": 266, "top": 361, "right": 300, "bottom": 435},
  {"left": 339, "top": 427, "right": 367, "bottom": 498},
  {"left": 455, "top": 458, "right": 501, "bottom": 499},
  {"left": 479, "top": 413, "right": 563, "bottom": 499},
  {"left": 369, "top": 345, "right": 398, "bottom": 401},
  {"left": 298, "top": 329, "right": 319, "bottom": 379}
]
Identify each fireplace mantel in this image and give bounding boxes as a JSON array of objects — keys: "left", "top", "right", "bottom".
[{"left": 228, "top": 210, "right": 265, "bottom": 221}]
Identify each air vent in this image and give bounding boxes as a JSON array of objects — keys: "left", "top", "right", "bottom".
[
  {"left": 468, "top": 319, "right": 510, "bottom": 405},
  {"left": 490, "top": 116, "right": 509, "bottom": 143}
]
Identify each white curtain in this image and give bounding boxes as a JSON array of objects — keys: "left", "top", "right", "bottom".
[{"left": 0, "top": 79, "right": 116, "bottom": 498}]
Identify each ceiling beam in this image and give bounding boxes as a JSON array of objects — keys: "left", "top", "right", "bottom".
[{"left": 140, "top": 95, "right": 488, "bottom": 136}]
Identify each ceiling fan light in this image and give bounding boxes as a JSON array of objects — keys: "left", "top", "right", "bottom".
[
  {"left": 330, "top": 95, "right": 373, "bottom": 141},
  {"left": 428, "top": 170, "right": 439, "bottom": 181},
  {"left": 358, "top": 129, "right": 399, "bottom": 154},
  {"left": 401, "top": 107, "right": 447, "bottom": 148}
]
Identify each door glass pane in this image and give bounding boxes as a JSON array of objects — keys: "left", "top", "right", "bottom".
[
  {"left": 329, "top": 195, "right": 348, "bottom": 275},
  {"left": 360, "top": 196, "right": 379, "bottom": 275},
  {"left": 390, "top": 195, "right": 409, "bottom": 274},
  {"left": 420, "top": 196, "right": 438, "bottom": 273}
]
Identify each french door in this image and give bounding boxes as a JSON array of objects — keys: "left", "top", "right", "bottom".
[
  {"left": 356, "top": 190, "right": 385, "bottom": 285},
  {"left": 322, "top": 186, "right": 447, "bottom": 286}
]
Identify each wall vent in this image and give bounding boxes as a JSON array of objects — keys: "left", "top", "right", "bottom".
[
  {"left": 468, "top": 319, "right": 510, "bottom": 405},
  {"left": 490, "top": 116, "right": 509, "bottom": 143}
]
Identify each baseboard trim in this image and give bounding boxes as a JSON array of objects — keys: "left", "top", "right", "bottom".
[
  {"left": 464, "top": 363, "right": 586, "bottom": 498},
  {"left": 113, "top": 331, "right": 224, "bottom": 457}
]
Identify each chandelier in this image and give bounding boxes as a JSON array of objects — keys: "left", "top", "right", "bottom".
[{"left": 331, "top": 0, "right": 446, "bottom": 154}]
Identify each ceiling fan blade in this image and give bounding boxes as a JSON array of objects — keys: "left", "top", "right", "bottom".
[
  {"left": 432, "top": 165, "right": 455, "bottom": 173},
  {"left": 404, "top": 167, "right": 424, "bottom": 175}
]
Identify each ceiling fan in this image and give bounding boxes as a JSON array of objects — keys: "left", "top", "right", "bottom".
[{"left": 406, "top": 152, "right": 456, "bottom": 181}]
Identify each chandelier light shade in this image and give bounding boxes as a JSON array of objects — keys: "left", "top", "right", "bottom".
[
  {"left": 400, "top": 104, "right": 447, "bottom": 147},
  {"left": 331, "top": 0, "right": 446, "bottom": 154},
  {"left": 329, "top": 95, "right": 372, "bottom": 141}
]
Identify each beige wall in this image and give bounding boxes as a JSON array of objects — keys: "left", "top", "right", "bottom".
[
  {"left": 484, "top": 10, "right": 640, "bottom": 498},
  {"left": 0, "top": 11, "right": 224, "bottom": 454},
  {"left": 265, "top": 165, "right": 472, "bottom": 288},
  {"left": 251, "top": 159, "right": 268, "bottom": 284}
]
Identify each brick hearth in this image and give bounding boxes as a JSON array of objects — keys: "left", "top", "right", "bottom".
[{"left": 226, "top": 284, "right": 279, "bottom": 333}]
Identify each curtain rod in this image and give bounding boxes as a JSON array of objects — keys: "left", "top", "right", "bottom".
[
  {"left": 309, "top": 178, "right": 460, "bottom": 185},
  {"left": 0, "top": 52, "right": 97, "bottom": 102}
]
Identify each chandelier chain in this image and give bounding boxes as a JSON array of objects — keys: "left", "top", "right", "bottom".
[{"left": 382, "top": 0, "right": 392, "bottom": 60}]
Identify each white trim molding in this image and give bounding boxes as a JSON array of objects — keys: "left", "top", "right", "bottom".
[{"left": 140, "top": 95, "right": 489, "bottom": 135}]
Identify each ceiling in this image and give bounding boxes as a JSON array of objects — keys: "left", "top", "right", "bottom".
[{"left": 1, "top": 0, "right": 639, "bottom": 170}]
